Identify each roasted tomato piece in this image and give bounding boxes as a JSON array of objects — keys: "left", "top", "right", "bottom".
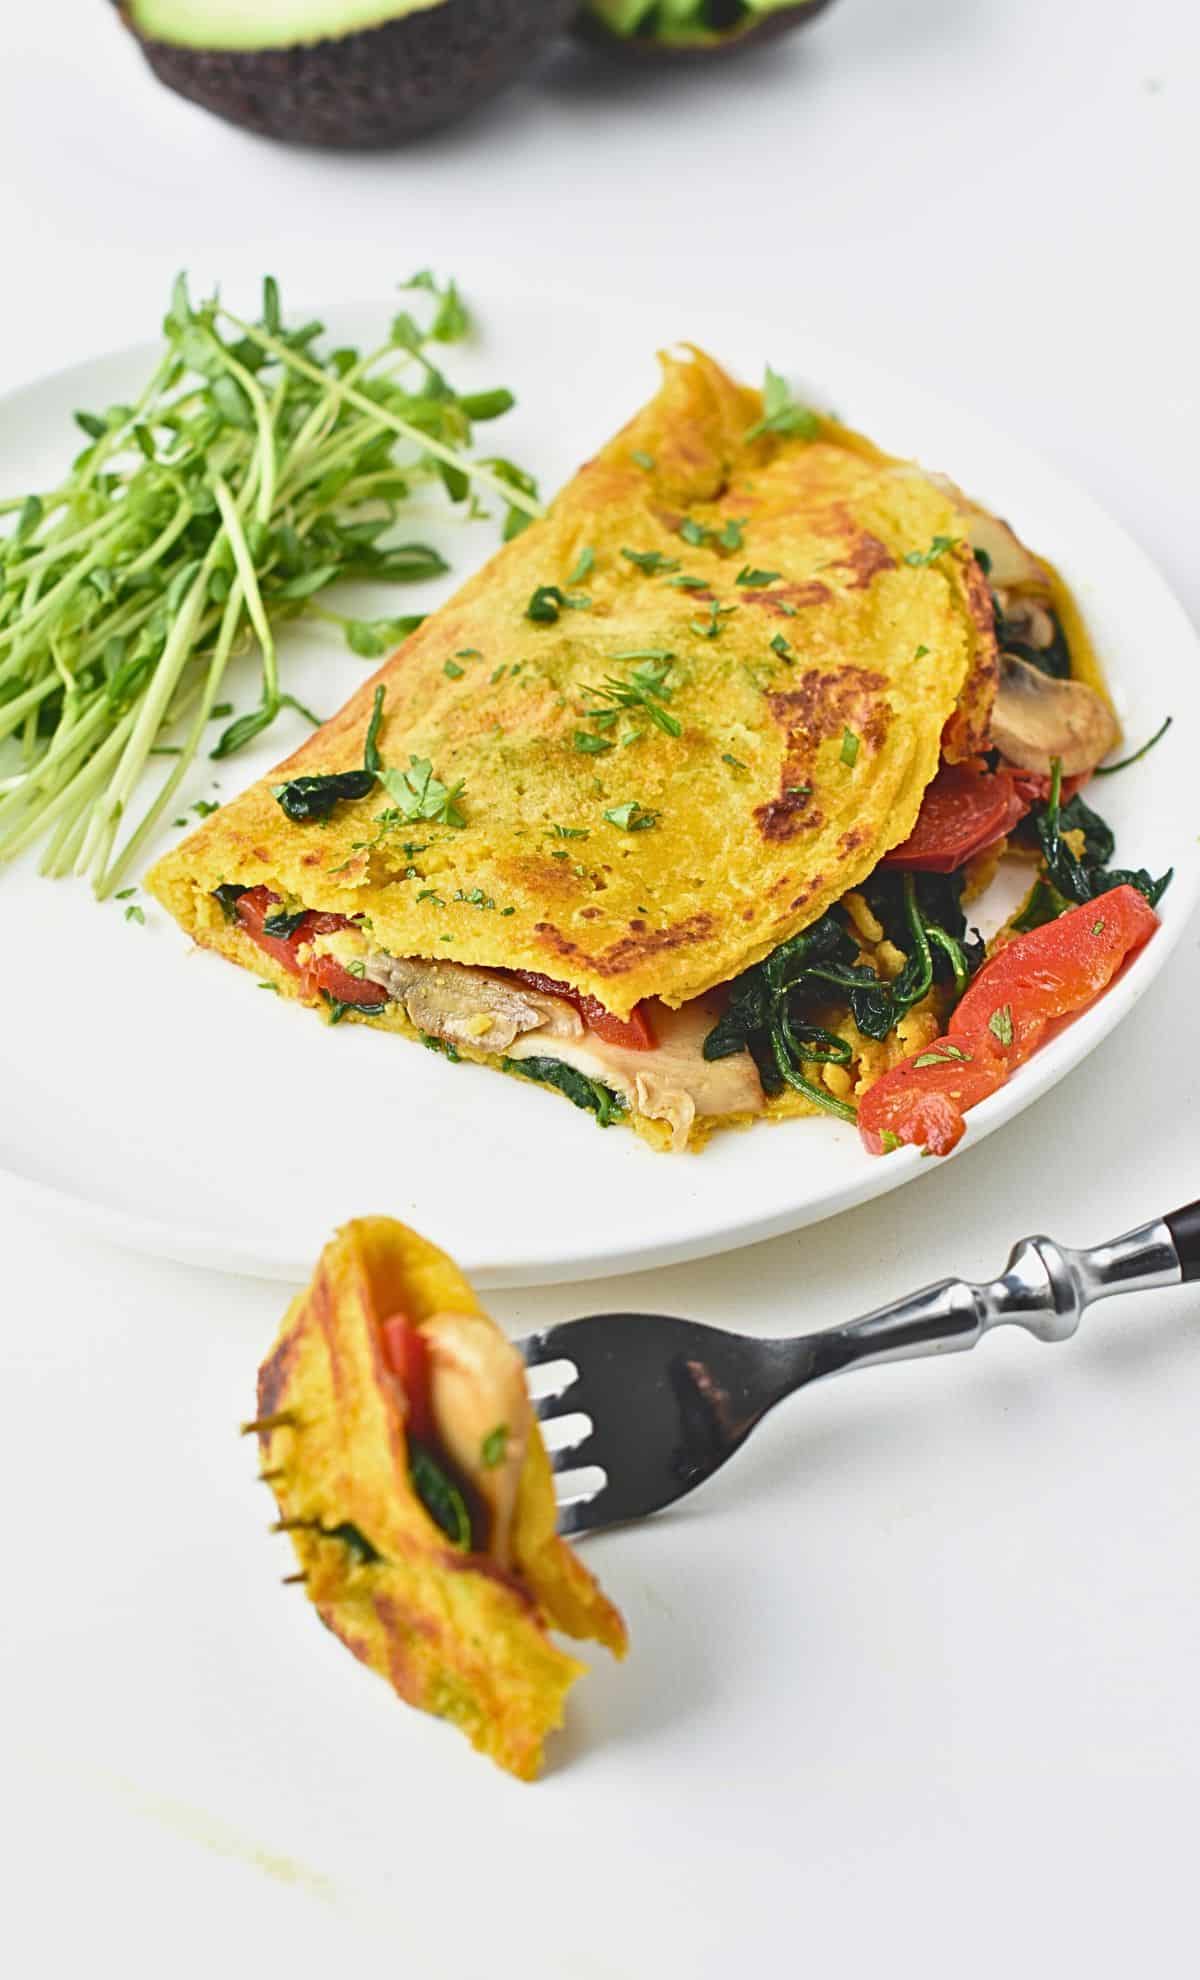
[
  {"left": 859, "top": 885, "right": 1159, "bottom": 1156},
  {"left": 882, "top": 761, "right": 1031, "bottom": 873},
  {"left": 508, "top": 968, "right": 655, "bottom": 1050},
  {"left": 234, "top": 886, "right": 304, "bottom": 973},
  {"left": 380, "top": 1311, "right": 434, "bottom": 1444},
  {"left": 304, "top": 953, "right": 388, "bottom": 1009}
]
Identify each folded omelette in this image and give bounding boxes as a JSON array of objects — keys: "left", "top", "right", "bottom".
[{"left": 148, "top": 347, "right": 1109, "bottom": 1149}]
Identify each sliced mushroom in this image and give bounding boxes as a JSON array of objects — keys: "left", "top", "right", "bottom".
[
  {"left": 362, "top": 953, "right": 583, "bottom": 1052},
  {"left": 928, "top": 475, "right": 1052, "bottom": 594},
  {"left": 421, "top": 1312, "right": 531, "bottom": 1571},
  {"left": 505, "top": 998, "right": 764, "bottom": 1150},
  {"left": 991, "top": 653, "right": 1120, "bottom": 777}
]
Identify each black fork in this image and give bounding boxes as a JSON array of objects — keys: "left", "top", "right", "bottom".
[{"left": 519, "top": 1200, "right": 1200, "bottom": 1536}]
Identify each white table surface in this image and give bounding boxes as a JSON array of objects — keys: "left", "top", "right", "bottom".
[{"left": 3, "top": 4, "right": 1199, "bottom": 1976}]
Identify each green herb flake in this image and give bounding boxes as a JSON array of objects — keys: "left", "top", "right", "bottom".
[
  {"left": 123, "top": 904, "right": 145, "bottom": 924},
  {"left": 722, "top": 753, "right": 748, "bottom": 771},
  {"left": 377, "top": 756, "right": 467, "bottom": 828},
  {"left": 988, "top": 1004, "right": 1014, "bottom": 1046},
  {"left": 770, "top": 632, "right": 794, "bottom": 663},
  {"left": 914, "top": 644, "right": 930, "bottom": 659},
  {"left": 604, "top": 800, "right": 659, "bottom": 832},
  {"left": 114, "top": 887, "right": 137, "bottom": 901},
  {"left": 904, "top": 535, "right": 960, "bottom": 568},
  {"left": 840, "top": 728, "right": 860, "bottom": 767},
  {"left": 913, "top": 1044, "right": 972, "bottom": 1069},
  {"left": 574, "top": 730, "right": 613, "bottom": 755},
  {"left": 630, "top": 450, "right": 655, "bottom": 471},
  {"left": 1091, "top": 918, "right": 1106, "bottom": 935},
  {"left": 443, "top": 659, "right": 465, "bottom": 679},
  {"left": 622, "top": 548, "right": 679, "bottom": 575},
  {"left": 193, "top": 798, "right": 220, "bottom": 818},
  {"left": 568, "top": 547, "right": 596, "bottom": 585},
  {"left": 736, "top": 566, "right": 781, "bottom": 587},
  {"left": 480, "top": 1425, "right": 509, "bottom": 1469},
  {"left": 744, "top": 366, "right": 821, "bottom": 445},
  {"left": 549, "top": 823, "right": 589, "bottom": 840},
  {"left": 880, "top": 1130, "right": 902, "bottom": 1153}
]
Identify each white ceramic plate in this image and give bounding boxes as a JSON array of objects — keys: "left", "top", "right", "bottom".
[{"left": 1, "top": 286, "right": 1195, "bottom": 1285}]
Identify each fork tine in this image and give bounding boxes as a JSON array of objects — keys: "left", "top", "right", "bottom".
[
  {"left": 551, "top": 1464, "right": 607, "bottom": 1509},
  {"left": 537, "top": 1409, "right": 593, "bottom": 1457},
  {"left": 521, "top": 1353, "right": 578, "bottom": 1405}
]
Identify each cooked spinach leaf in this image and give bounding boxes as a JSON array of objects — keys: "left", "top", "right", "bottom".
[
  {"left": 408, "top": 1445, "right": 473, "bottom": 1550},
  {"left": 1027, "top": 760, "right": 1172, "bottom": 912},
  {"left": 324, "top": 1521, "right": 382, "bottom": 1566},
  {"left": 502, "top": 1055, "right": 625, "bottom": 1126},
  {"left": 263, "top": 904, "right": 308, "bottom": 939},
  {"left": 212, "top": 882, "right": 247, "bottom": 921},
  {"left": 703, "top": 872, "right": 985, "bottom": 1119},
  {"left": 273, "top": 683, "right": 385, "bottom": 822}
]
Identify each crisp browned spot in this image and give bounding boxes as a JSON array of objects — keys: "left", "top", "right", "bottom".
[
  {"left": 828, "top": 531, "right": 894, "bottom": 589},
  {"left": 839, "top": 826, "right": 869, "bottom": 853},
  {"left": 741, "top": 580, "right": 831, "bottom": 617},
  {"left": 257, "top": 1327, "right": 301, "bottom": 1422},
  {"left": 534, "top": 912, "right": 715, "bottom": 976},
  {"left": 756, "top": 792, "right": 823, "bottom": 843},
  {"left": 741, "top": 906, "right": 755, "bottom": 921},
  {"left": 310, "top": 1261, "right": 351, "bottom": 1412},
  {"left": 941, "top": 552, "right": 1000, "bottom": 762},
  {"left": 579, "top": 906, "right": 600, "bottom": 920},
  {"left": 755, "top": 666, "right": 890, "bottom": 841},
  {"left": 790, "top": 874, "right": 825, "bottom": 910}
]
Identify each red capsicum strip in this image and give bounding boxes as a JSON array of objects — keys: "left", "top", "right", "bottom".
[
  {"left": 882, "top": 759, "right": 1089, "bottom": 874},
  {"left": 234, "top": 886, "right": 389, "bottom": 1009},
  {"left": 858, "top": 885, "right": 1159, "bottom": 1156},
  {"left": 506, "top": 967, "right": 655, "bottom": 1050}
]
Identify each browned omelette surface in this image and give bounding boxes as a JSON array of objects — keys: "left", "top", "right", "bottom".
[{"left": 148, "top": 348, "right": 995, "bottom": 1019}]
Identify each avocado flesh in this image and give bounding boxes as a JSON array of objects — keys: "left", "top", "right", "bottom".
[
  {"left": 130, "top": 0, "right": 441, "bottom": 51},
  {"left": 586, "top": 0, "right": 822, "bottom": 47},
  {"left": 119, "top": 0, "right": 577, "bottom": 148}
]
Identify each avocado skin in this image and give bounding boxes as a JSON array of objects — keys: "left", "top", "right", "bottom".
[
  {"left": 116, "top": 0, "right": 577, "bottom": 147},
  {"left": 575, "top": 0, "right": 839, "bottom": 60}
]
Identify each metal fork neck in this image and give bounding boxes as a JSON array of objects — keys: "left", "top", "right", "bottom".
[{"left": 792, "top": 1219, "right": 1181, "bottom": 1387}]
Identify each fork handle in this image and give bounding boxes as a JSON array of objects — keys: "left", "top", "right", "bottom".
[{"left": 800, "top": 1204, "right": 1195, "bottom": 1385}]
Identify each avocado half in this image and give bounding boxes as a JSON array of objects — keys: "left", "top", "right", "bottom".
[
  {"left": 116, "top": 0, "right": 578, "bottom": 147},
  {"left": 578, "top": 0, "right": 839, "bottom": 58}
]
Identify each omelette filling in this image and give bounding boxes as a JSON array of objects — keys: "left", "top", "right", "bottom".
[{"left": 380, "top": 1302, "right": 532, "bottom": 1571}]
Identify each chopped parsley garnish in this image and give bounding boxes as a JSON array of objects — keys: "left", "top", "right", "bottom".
[
  {"left": 604, "top": 800, "right": 659, "bottom": 832},
  {"left": 574, "top": 729, "right": 613, "bottom": 755},
  {"left": 914, "top": 644, "right": 930, "bottom": 659},
  {"left": 719, "top": 518, "right": 746, "bottom": 551},
  {"left": 737, "top": 566, "right": 781, "bottom": 587},
  {"left": 722, "top": 753, "right": 748, "bottom": 771},
  {"left": 678, "top": 517, "right": 709, "bottom": 548},
  {"left": 568, "top": 546, "right": 596, "bottom": 585},
  {"left": 770, "top": 632, "right": 794, "bottom": 662},
  {"left": 416, "top": 888, "right": 445, "bottom": 905},
  {"left": 904, "top": 535, "right": 960, "bottom": 568},
  {"left": 378, "top": 755, "right": 467, "bottom": 827},
  {"left": 667, "top": 573, "right": 709, "bottom": 590},
  {"left": 630, "top": 450, "right": 655, "bottom": 471},
  {"left": 744, "top": 366, "right": 821, "bottom": 444},
  {"left": 622, "top": 548, "right": 679, "bottom": 574},
  {"left": 124, "top": 904, "right": 145, "bottom": 924},
  {"left": 443, "top": 659, "right": 464, "bottom": 679},
  {"left": 583, "top": 656, "right": 681, "bottom": 738},
  {"left": 115, "top": 887, "right": 137, "bottom": 901},
  {"left": 453, "top": 887, "right": 495, "bottom": 910},
  {"left": 913, "top": 1044, "right": 971, "bottom": 1069},
  {"left": 988, "top": 1004, "right": 1014, "bottom": 1046},
  {"left": 480, "top": 1426, "right": 509, "bottom": 1469},
  {"left": 549, "top": 823, "right": 589, "bottom": 839},
  {"left": 690, "top": 600, "right": 737, "bottom": 640},
  {"left": 840, "top": 728, "right": 860, "bottom": 767}
]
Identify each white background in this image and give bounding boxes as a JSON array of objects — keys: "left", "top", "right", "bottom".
[{"left": 2, "top": 3, "right": 1199, "bottom": 1976}]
